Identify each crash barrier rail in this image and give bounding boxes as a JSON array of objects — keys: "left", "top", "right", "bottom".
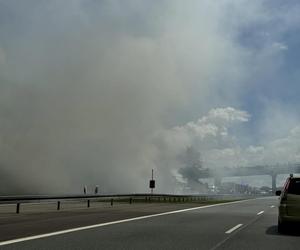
[{"left": 0, "top": 193, "right": 264, "bottom": 214}]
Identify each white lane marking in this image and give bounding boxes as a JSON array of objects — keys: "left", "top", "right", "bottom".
[
  {"left": 225, "top": 224, "right": 243, "bottom": 234},
  {"left": 257, "top": 210, "right": 264, "bottom": 215},
  {"left": 0, "top": 199, "right": 256, "bottom": 246},
  {"left": 270, "top": 205, "right": 275, "bottom": 208}
]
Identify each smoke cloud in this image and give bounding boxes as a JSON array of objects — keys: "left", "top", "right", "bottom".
[{"left": 0, "top": 1, "right": 299, "bottom": 194}]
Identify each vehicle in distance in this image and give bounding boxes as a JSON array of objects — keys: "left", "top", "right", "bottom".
[{"left": 276, "top": 174, "right": 300, "bottom": 232}]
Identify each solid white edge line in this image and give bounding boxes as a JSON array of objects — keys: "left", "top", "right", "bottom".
[
  {"left": 257, "top": 210, "right": 264, "bottom": 215},
  {"left": 225, "top": 224, "right": 243, "bottom": 234},
  {"left": 0, "top": 198, "right": 256, "bottom": 246}
]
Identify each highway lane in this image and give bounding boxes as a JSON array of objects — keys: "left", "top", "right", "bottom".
[
  {"left": 0, "top": 202, "right": 206, "bottom": 241},
  {"left": 1, "top": 197, "right": 300, "bottom": 250}
]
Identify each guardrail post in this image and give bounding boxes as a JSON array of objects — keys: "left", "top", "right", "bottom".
[
  {"left": 111, "top": 198, "right": 113, "bottom": 206},
  {"left": 87, "top": 199, "right": 90, "bottom": 208},
  {"left": 16, "top": 203, "right": 20, "bottom": 214},
  {"left": 129, "top": 197, "right": 132, "bottom": 204},
  {"left": 57, "top": 201, "right": 61, "bottom": 210}
]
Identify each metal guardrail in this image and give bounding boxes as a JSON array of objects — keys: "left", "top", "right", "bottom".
[{"left": 0, "top": 193, "right": 262, "bottom": 214}]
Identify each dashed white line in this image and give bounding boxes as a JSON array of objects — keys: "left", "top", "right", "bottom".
[
  {"left": 257, "top": 210, "right": 264, "bottom": 215},
  {"left": 225, "top": 224, "right": 243, "bottom": 234},
  {"left": 270, "top": 205, "right": 275, "bottom": 208}
]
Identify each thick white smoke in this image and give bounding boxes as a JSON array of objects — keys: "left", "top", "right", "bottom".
[{"left": 0, "top": 1, "right": 299, "bottom": 194}]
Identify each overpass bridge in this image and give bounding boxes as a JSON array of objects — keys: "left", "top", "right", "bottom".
[{"left": 198, "top": 163, "right": 300, "bottom": 193}]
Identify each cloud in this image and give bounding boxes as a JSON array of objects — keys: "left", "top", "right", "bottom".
[
  {"left": 272, "top": 42, "right": 288, "bottom": 51},
  {"left": 173, "top": 107, "right": 249, "bottom": 146}
]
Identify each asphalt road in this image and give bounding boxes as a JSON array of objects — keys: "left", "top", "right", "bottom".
[{"left": 1, "top": 197, "right": 300, "bottom": 250}]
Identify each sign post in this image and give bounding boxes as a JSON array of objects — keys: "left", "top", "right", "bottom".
[{"left": 149, "top": 169, "right": 155, "bottom": 194}]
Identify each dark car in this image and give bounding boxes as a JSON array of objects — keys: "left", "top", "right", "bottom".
[{"left": 276, "top": 174, "right": 300, "bottom": 232}]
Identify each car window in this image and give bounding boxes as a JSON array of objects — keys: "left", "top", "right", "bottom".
[{"left": 287, "top": 179, "right": 300, "bottom": 195}]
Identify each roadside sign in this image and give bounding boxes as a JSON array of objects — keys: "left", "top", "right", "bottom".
[{"left": 149, "top": 180, "right": 155, "bottom": 189}]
